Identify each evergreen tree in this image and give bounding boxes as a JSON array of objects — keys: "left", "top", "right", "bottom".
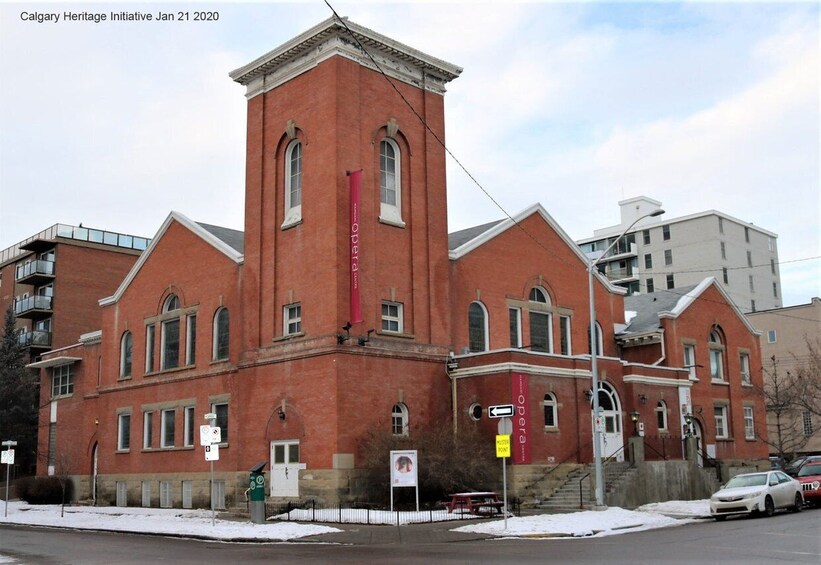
[{"left": 0, "top": 305, "right": 38, "bottom": 476}]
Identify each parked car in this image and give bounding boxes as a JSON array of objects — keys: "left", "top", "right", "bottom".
[
  {"left": 710, "top": 471, "right": 803, "bottom": 521},
  {"left": 796, "top": 461, "right": 821, "bottom": 508},
  {"left": 784, "top": 454, "right": 820, "bottom": 476}
]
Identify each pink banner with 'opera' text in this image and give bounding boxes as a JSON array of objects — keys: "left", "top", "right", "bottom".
[
  {"left": 512, "top": 372, "right": 531, "bottom": 464},
  {"left": 349, "top": 170, "right": 363, "bottom": 323}
]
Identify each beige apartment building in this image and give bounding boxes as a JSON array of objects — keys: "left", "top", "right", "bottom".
[{"left": 578, "top": 196, "right": 781, "bottom": 313}]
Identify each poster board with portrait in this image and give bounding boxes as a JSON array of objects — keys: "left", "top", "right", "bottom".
[{"left": 389, "top": 449, "right": 419, "bottom": 511}]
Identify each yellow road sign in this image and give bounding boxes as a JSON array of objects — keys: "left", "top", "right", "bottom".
[{"left": 496, "top": 434, "right": 511, "bottom": 458}]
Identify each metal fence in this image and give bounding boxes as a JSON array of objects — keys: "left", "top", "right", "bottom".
[
  {"left": 644, "top": 434, "right": 684, "bottom": 461},
  {"left": 265, "top": 499, "right": 520, "bottom": 525}
]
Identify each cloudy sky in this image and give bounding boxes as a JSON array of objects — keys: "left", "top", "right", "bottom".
[{"left": 1, "top": 1, "right": 818, "bottom": 306}]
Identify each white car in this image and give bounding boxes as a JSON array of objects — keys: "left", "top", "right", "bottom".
[{"left": 710, "top": 470, "right": 803, "bottom": 521}]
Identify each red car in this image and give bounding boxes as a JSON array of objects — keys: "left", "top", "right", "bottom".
[{"left": 797, "top": 460, "right": 821, "bottom": 507}]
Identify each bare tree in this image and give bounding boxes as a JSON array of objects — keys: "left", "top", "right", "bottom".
[
  {"left": 758, "top": 356, "right": 809, "bottom": 461},
  {"left": 793, "top": 336, "right": 821, "bottom": 418}
]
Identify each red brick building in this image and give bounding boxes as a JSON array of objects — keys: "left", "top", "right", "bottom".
[{"left": 32, "top": 17, "right": 767, "bottom": 508}]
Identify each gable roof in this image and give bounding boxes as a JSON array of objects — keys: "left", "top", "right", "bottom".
[
  {"left": 197, "top": 222, "right": 245, "bottom": 254},
  {"left": 622, "top": 277, "right": 760, "bottom": 336},
  {"left": 99, "top": 212, "right": 243, "bottom": 306},
  {"left": 448, "top": 203, "right": 626, "bottom": 295}
]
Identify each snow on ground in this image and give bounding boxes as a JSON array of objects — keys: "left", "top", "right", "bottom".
[{"left": 0, "top": 499, "right": 709, "bottom": 541}]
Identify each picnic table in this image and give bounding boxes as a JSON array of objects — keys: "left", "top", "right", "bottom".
[{"left": 445, "top": 492, "right": 504, "bottom": 515}]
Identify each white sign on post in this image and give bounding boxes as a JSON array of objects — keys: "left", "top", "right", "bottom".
[
  {"left": 1, "top": 450, "right": 13, "bottom": 465},
  {"left": 200, "top": 425, "right": 212, "bottom": 446},
  {"left": 205, "top": 444, "right": 220, "bottom": 461}
]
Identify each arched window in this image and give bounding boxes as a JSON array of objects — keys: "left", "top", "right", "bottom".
[
  {"left": 543, "top": 393, "right": 558, "bottom": 428},
  {"left": 379, "top": 138, "right": 404, "bottom": 226},
  {"left": 656, "top": 400, "right": 668, "bottom": 431},
  {"left": 161, "top": 294, "right": 180, "bottom": 370},
  {"left": 528, "top": 286, "right": 552, "bottom": 353},
  {"left": 588, "top": 322, "right": 604, "bottom": 356},
  {"left": 282, "top": 140, "right": 302, "bottom": 228},
  {"left": 212, "top": 307, "right": 229, "bottom": 361},
  {"left": 120, "top": 331, "right": 133, "bottom": 378},
  {"left": 709, "top": 328, "right": 725, "bottom": 382},
  {"left": 468, "top": 301, "right": 488, "bottom": 353},
  {"left": 391, "top": 403, "right": 408, "bottom": 436}
]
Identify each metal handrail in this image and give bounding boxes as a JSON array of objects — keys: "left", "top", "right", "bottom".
[{"left": 578, "top": 472, "right": 591, "bottom": 508}]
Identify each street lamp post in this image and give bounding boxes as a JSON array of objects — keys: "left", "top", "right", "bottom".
[{"left": 588, "top": 208, "right": 663, "bottom": 507}]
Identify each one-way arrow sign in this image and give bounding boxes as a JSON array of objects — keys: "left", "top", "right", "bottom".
[{"left": 488, "top": 404, "right": 515, "bottom": 418}]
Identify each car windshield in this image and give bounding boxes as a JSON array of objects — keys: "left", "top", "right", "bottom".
[
  {"left": 798, "top": 464, "right": 821, "bottom": 477},
  {"left": 725, "top": 474, "right": 767, "bottom": 488}
]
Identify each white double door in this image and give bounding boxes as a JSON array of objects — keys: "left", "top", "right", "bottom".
[{"left": 270, "top": 440, "right": 300, "bottom": 497}]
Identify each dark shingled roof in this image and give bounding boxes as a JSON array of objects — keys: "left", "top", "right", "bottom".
[
  {"left": 196, "top": 222, "right": 245, "bottom": 254},
  {"left": 622, "top": 284, "right": 699, "bottom": 334},
  {"left": 448, "top": 219, "right": 505, "bottom": 251}
]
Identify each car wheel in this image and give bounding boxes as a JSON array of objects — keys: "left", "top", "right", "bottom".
[
  {"left": 714, "top": 515, "right": 727, "bottom": 522},
  {"left": 763, "top": 495, "right": 775, "bottom": 517},
  {"left": 790, "top": 493, "right": 803, "bottom": 512}
]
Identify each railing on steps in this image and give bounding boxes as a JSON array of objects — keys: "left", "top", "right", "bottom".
[
  {"left": 577, "top": 473, "right": 591, "bottom": 509},
  {"left": 520, "top": 441, "right": 593, "bottom": 494}
]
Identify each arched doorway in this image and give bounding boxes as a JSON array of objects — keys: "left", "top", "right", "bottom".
[
  {"left": 592, "top": 382, "right": 624, "bottom": 462},
  {"left": 693, "top": 419, "right": 704, "bottom": 467}
]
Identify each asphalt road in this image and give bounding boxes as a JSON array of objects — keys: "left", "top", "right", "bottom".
[{"left": 0, "top": 509, "right": 818, "bottom": 564}]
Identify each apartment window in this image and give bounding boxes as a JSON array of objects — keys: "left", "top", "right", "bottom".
[
  {"left": 751, "top": 300, "right": 756, "bottom": 312},
  {"left": 379, "top": 138, "right": 403, "bottom": 226},
  {"left": 212, "top": 308, "right": 229, "bottom": 360},
  {"left": 743, "top": 406, "right": 755, "bottom": 440},
  {"left": 282, "top": 140, "right": 302, "bottom": 228},
  {"left": 143, "top": 411, "right": 153, "bottom": 449},
  {"left": 683, "top": 344, "right": 697, "bottom": 380},
  {"left": 118, "top": 413, "right": 131, "bottom": 451},
  {"left": 714, "top": 405, "right": 728, "bottom": 439},
  {"left": 664, "top": 249, "right": 672, "bottom": 266},
  {"left": 468, "top": 301, "right": 488, "bottom": 353},
  {"left": 509, "top": 307, "right": 522, "bottom": 348},
  {"left": 722, "top": 267, "right": 729, "bottom": 285},
  {"left": 767, "top": 329, "right": 777, "bottom": 343},
  {"left": 744, "top": 226, "right": 750, "bottom": 243},
  {"left": 212, "top": 402, "right": 228, "bottom": 443},
  {"left": 662, "top": 225, "right": 671, "bottom": 241},
  {"left": 656, "top": 400, "right": 668, "bottom": 431},
  {"left": 186, "top": 314, "right": 197, "bottom": 365},
  {"left": 709, "top": 329, "right": 725, "bottom": 381},
  {"left": 381, "top": 301, "right": 403, "bottom": 333},
  {"left": 642, "top": 229, "right": 650, "bottom": 245},
  {"left": 161, "top": 409, "right": 175, "bottom": 448},
  {"left": 666, "top": 274, "right": 675, "bottom": 289},
  {"left": 646, "top": 278, "right": 655, "bottom": 293},
  {"left": 740, "top": 353, "right": 751, "bottom": 385},
  {"left": 145, "top": 325, "right": 155, "bottom": 373},
  {"left": 120, "top": 331, "right": 133, "bottom": 378},
  {"left": 184, "top": 406, "right": 195, "bottom": 447},
  {"left": 720, "top": 241, "right": 726, "bottom": 260},
  {"left": 543, "top": 393, "right": 558, "bottom": 428},
  {"left": 770, "top": 258, "right": 776, "bottom": 275},
  {"left": 746, "top": 250, "right": 752, "bottom": 268},
  {"left": 644, "top": 254, "right": 652, "bottom": 269},
  {"left": 748, "top": 275, "right": 755, "bottom": 292},
  {"left": 772, "top": 282, "right": 778, "bottom": 298},
  {"left": 803, "top": 411, "right": 814, "bottom": 436},
  {"left": 161, "top": 295, "right": 180, "bottom": 371},
  {"left": 588, "top": 322, "right": 603, "bottom": 356},
  {"left": 52, "top": 364, "right": 74, "bottom": 397},
  {"left": 718, "top": 217, "right": 724, "bottom": 233},
  {"left": 391, "top": 403, "right": 409, "bottom": 436},
  {"left": 529, "top": 312, "right": 552, "bottom": 353},
  {"left": 284, "top": 303, "right": 302, "bottom": 336},
  {"left": 559, "top": 315, "right": 571, "bottom": 355}
]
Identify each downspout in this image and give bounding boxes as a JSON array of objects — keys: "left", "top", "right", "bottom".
[{"left": 652, "top": 330, "right": 666, "bottom": 365}]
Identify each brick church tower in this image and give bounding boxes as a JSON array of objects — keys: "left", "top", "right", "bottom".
[{"left": 229, "top": 17, "right": 462, "bottom": 497}]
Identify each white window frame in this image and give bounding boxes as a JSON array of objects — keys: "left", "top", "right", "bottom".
[
  {"left": 212, "top": 402, "right": 228, "bottom": 444},
  {"left": 161, "top": 408, "right": 175, "bottom": 448},
  {"left": 145, "top": 325, "right": 155, "bottom": 373},
  {"left": 683, "top": 344, "right": 697, "bottom": 381},
  {"left": 183, "top": 406, "right": 195, "bottom": 447},
  {"left": 664, "top": 249, "right": 673, "bottom": 266},
  {"left": 212, "top": 307, "right": 229, "bottom": 361},
  {"left": 767, "top": 329, "right": 777, "bottom": 343},
  {"left": 118, "top": 413, "right": 131, "bottom": 451},
  {"left": 743, "top": 406, "right": 755, "bottom": 440},
  {"left": 284, "top": 303, "right": 302, "bottom": 336},
  {"left": 161, "top": 317, "right": 180, "bottom": 371},
  {"left": 656, "top": 400, "right": 668, "bottom": 431},
  {"left": 709, "top": 330, "right": 725, "bottom": 382},
  {"left": 186, "top": 313, "right": 197, "bottom": 366},
  {"left": 559, "top": 315, "right": 571, "bottom": 355},
  {"left": 381, "top": 301, "right": 403, "bottom": 333},
  {"left": 740, "top": 353, "right": 751, "bottom": 385},
  {"left": 120, "top": 331, "right": 133, "bottom": 378},
  {"left": 391, "top": 403, "right": 409, "bottom": 436},
  {"left": 543, "top": 393, "right": 558, "bottom": 429},
  {"left": 509, "top": 307, "right": 522, "bottom": 348},
  {"left": 529, "top": 311, "right": 553, "bottom": 353},
  {"left": 143, "top": 411, "right": 153, "bottom": 449},
  {"left": 379, "top": 138, "right": 404, "bottom": 227},
  {"left": 468, "top": 301, "right": 489, "bottom": 353},
  {"left": 714, "top": 405, "right": 728, "bottom": 439},
  {"left": 282, "top": 140, "right": 302, "bottom": 228},
  {"left": 52, "top": 364, "right": 74, "bottom": 397}
]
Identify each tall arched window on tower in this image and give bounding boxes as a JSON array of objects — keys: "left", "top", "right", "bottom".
[
  {"left": 212, "top": 307, "right": 229, "bottom": 361},
  {"left": 379, "top": 138, "right": 404, "bottom": 226},
  {"left": 588, "top": 322, "right": 604, "bottom": 356},
  {"left": 282, "top": 140, "right": 302, "bottom": 228},
  {"left": 709, "top": 328, "right": 725, "bottom": 382},
  {"left": 120, "top": 331, "right": 133, "bottom": 378},
  {"left": 391, "top": 403, "right": 409, "bottom": 436},
  {"left": 528, "top": 287, "right": 552, "bottom": 353},
  {"left": 161, "top": 294, "right": 180, "bottom": 370},
  {"left": 468, "top": 301, "right": 488, "bottom": 353}
]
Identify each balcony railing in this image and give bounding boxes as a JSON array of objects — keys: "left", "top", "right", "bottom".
[
  {"left": 15, "top": 259, "right": 55, "bottom": 281},
  {"left": 18, "top": 330, "right": 52, "bottom": 348},
  {"left": 14, "top": 295, "right": 53, "bottom": 316}
]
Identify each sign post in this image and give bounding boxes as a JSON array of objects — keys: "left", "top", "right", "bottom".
[
  {"left": 203, "top": 413, "right": 218, "bottom": 526},
  {"left": 494, "top": 419, "right": 511, "bottom": 531},
  {"left": 2, "top": 440, "right": 17, "bottom": 518}
]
